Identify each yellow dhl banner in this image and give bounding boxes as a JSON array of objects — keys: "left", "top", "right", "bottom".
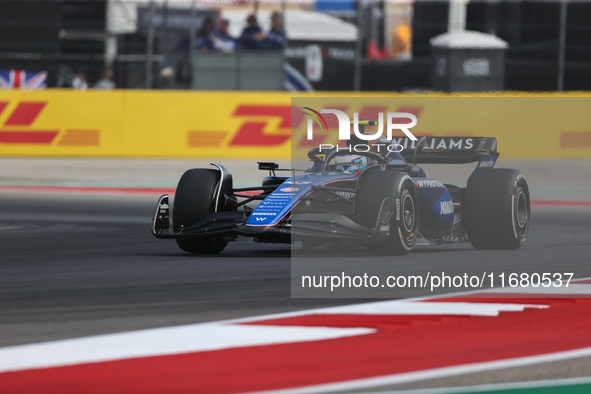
[
  {"left": 0, "top": 90, "right": 293, "bottom": 158},
  {"left": 0, "top": 90, "right": 589, "bottom": 158}
]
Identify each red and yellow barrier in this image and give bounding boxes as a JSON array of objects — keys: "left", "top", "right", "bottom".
[
  {"left": 0, "top": 90, "right": 292, "bottom": 158},
  {"left": 0, "top": 90, "right": 589, "bottom": 158}
]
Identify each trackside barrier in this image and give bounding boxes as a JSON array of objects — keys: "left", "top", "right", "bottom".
[{"left": 0, "top": 90, "right": 589, "bottom": 158}]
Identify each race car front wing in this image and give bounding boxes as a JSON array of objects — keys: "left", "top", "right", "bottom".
[{"left": 151, "top": 194, "right": 394, "bottom": 244}]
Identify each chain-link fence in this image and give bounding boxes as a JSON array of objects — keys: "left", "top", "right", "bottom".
[{"left": 0, "top": 0, "right": 589, "bottom": 91}]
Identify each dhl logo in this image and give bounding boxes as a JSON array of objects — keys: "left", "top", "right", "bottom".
[
  {"left": 186, "top": 104, "right": 426, "bottom": 148},
  {"left": 0, "top": 101, "right": 99, "bottom": 146},
  {"left": 187, "top": 105, "right": 295, "bottom": 148}
]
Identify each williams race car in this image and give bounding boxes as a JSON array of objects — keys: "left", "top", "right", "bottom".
[{"left": 152, "top": 125, "right": 530, "bottom": 255}]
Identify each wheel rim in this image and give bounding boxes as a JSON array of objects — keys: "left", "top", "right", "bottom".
[
  {"left": 514, "top": 187, "right": 529, "bottom": 236},
  {"left": 402, "top": 193, "right": 415, "bottom": 233},
  {"left": 516, "top": 191, "right": 527, "bottom": 226}
]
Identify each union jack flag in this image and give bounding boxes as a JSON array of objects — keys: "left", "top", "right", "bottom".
[{"left": 0, "top": 69, "right": 47, "bottom": 89}]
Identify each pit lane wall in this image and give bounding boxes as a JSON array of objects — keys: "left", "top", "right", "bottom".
[{"left": 0, "top": 90, "right": 589, "bottom": 158}]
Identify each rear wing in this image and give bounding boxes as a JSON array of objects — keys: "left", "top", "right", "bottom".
[{"left": 396, "top": 137, "right": 498, "bottom": 164}]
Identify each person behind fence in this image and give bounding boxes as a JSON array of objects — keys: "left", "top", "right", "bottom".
[
  {"left": 211, "top": 19, "right": 237, "bottom": 54},
  {"left": 195, "top": 18, "right": 215, "bottom": 53},
  {"left": 239, "top": 14, "right": 265, "bottom": 50},
  {"left": 94, "top": 66, "right": 115, "bottom": 90},
  {"left": 265, "top": 12, "right": 285, "bottom": 50},
  {"left": 174, "top": 18, "right": 214, "bottom": 53},
  {"left": 71, "top": 68, "right": 88, "bottom": 90}
]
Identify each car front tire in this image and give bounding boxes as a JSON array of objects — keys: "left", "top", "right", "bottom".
[{"left": 173, "top": 169, "right": 228, "bottom": 254}]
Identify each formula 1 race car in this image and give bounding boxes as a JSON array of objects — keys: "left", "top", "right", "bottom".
[{"left": 152, "top": 127, "right": 530, "bottom": 255}]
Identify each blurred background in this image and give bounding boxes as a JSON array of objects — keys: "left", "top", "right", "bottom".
[
  {"left": 1, "top": 0, "right": 589, "bottom": 93},
  {"left": 1, "top": 3, "right": 591, "bottom": 393}
]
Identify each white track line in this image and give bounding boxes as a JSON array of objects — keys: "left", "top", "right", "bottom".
[
  {"left": 228, "top": 301, "right": 548, "bottom": 325},
  {"left": 0, "top": 323, "right": 373, "bottom": 374},
  {"left": 308, "top": 301, "right": 547, "bottom": 316},
  {"left": 246, "top": 346, "right": 591, "bottom": 394}
]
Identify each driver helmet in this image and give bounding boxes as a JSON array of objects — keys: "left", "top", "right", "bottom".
[{"left": 335, "top": 155, "right": 368, "bottom": 174}]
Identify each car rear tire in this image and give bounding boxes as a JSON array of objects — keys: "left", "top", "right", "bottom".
[
  {"left": 356, "top": 170, "right": 419, "bottom": 256},
  {"left": 463, "top": 169, "right": 530, "bottom": 250},
  {"left": 173, "top": 169, "right": 228, "bottom": 254}
]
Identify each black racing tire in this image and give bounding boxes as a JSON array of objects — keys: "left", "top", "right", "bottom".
[
  {"left": 356, "top": 170, "right": 419, "bottom": 256},
  {"left": 173, "top": 169, "right": 228, "bottom": 254},
  {"left": 463, "top": 169, "right": 530, "bottom": 250}
]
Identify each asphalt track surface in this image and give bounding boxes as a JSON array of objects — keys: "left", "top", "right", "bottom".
[
  {"left": 1, "top": 157, "right": 591, "bottom": 391},
  {"left": 1, "top": 193, "right": 591, "bottom": 334},
  {"left": 0, "top": 190, "right": 359, "bottom": 348}
]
